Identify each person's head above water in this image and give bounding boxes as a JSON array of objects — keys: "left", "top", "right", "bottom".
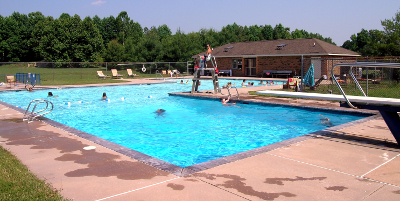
[
  {"left": 156, "top": 109, "right": 165, "bottom": 114},
  {"left": 48, "top": 92, "right": 53, "bottom": 96}
]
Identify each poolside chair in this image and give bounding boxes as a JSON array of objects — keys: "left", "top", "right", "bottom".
[
  {"left": 162, "top": 70, "right": 167, "bottom": 75},
  {"left": 172, "top": 69, "right": 180, "bottom": 77},
  {"left": 127, "top": 69, "right": 139, "bottom": 77},
  {"left": 310, "top": 75, "right": 327, "bottom": 90},
  {"left": 111, "top": 69, "right": 123, "bottom": 79},
  {"left": 284, "top": 78, "right": 299, "bottom": 90},
  {"left": 6, "top": 75, "right": 17, "bottom": 88},
  {"left": 97, "top": 71, "right": 110, "bottom": 79}
]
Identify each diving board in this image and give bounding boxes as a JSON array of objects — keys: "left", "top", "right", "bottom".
[
  {"left": 256, "top": 90, "right": 400, "bottom": 106},
  {"left": 257, "top": 62, "right": 400, "bottom": 145}
]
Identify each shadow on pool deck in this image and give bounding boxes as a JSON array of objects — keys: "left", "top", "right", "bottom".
[{"left": 1, "top": 79, "right": 400, "bottom": 201}]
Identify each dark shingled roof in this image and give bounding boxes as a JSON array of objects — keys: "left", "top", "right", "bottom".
[{"left": 194, "top": 38, "right": 360, "bottom": 58}]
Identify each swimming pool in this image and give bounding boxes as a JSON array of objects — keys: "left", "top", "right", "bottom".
[
  {"left": 0, "top": 81, "right": 370, "bottom": 167},
  {"left": 168, "top": 78, "right": 285, "bottom": 87}
]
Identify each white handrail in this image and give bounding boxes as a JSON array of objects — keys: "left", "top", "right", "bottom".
[
  {"left": 23, "top": 99, "right": 54, "bottom": 123},
  {"left": 331, "top": 62, "right": 400, "bottom": 109}
]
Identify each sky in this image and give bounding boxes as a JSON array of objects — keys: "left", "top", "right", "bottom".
[{"left": 1, "top": 0, "right": 399, "bottom": 45}]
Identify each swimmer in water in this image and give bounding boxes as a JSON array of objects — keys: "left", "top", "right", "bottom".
[
  {"left": 155, "top": 109, "right": 166, "bottom": 117},
  {"left": 25, "top": 85, "right": 33, "bottom": 92},
  {"left": 221, "top": 97, "right": 236, "bottom": 106},
  {"left": 320, "top": 114, "right": 334, "bottom": 127},
  {"left": 102, "top": 92, "right": 107, "bottom": 100},
  {"left": 48, "top": 92, "right": 58, "bottom": 97}
]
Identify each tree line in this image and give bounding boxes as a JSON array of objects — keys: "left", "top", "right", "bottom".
[
  {"left": 342, "top": 10, "right": 400, "bottom": 57},
  {"left": 2, "top": 10, "right": 398, "bottom": 64}
]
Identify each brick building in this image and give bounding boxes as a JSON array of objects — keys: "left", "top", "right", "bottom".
[{"left": 194, "top": 38, "right": 360, "bottom": 79}]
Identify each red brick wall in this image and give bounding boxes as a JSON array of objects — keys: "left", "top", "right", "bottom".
[
  {"left": 215, "top": 56, "right": 358, "bottom": 77},
  {"left": 257, "top": 56, "right": 302, "bottom": 77},
  {"left": 215, "top": 57, "right": 245, "bottom": 76}
]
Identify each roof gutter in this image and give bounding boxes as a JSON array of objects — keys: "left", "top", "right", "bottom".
[{"left": 210, "top": 53, "right": 360, "bottom": 58}]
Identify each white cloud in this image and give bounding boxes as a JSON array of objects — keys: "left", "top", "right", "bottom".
[{"left": 91, "top": 1, "right": 106, "bottom": 6}]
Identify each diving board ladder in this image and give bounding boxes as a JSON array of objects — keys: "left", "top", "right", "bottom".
[
  {"left": 191, "top": 68, "right": 220, "bottom": 94},
  {"left": 23, "top": 99, "right": 54, "bottom": 123},
  {"left": 331, "top": 62, "right": 400, "bottom": 145}
]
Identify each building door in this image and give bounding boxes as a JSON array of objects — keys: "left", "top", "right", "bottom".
[
  {"left": 245, "top": 58, "right": 256, "bottom": 76},
  {"left": 311, "top": 59, "right": 321, "bottom": 79}
]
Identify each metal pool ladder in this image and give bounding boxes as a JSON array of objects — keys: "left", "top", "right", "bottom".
[
  {"left": 221, "top": 86, "right": 240, "bottom": 100},
  {"left": 155, "top": 70, "right": 164, "bottom": 80},
  {"left": 23, "top": 99, "right": 54, "bottom": 123}
]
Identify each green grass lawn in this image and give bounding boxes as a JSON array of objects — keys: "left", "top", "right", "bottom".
[
  {"left": 306, "top": 81, "right": 400, "bottom": 98},
  {"left": 0, "top": 63, "right": 161, "bottom": 85},
  {"left": 0, "top": 146, "right": 70, "bottom": 201},
  {"left": 249, "top": 81, "right": 400, "bottom": 99}
]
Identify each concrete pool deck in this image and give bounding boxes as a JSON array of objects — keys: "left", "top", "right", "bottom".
[{"left": 1, "top": 78, "right": 400, "bottom": 200}]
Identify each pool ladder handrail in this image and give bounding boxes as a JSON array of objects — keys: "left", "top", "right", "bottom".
[
  {"left": 220, "top": 86, "right": 240, "bottom": 100},
  {"left": 23, "top": 99, "right": 53, "bottom": 123},
  {"left": 155, "top": 70, "right": 164, "bottom": 80}
]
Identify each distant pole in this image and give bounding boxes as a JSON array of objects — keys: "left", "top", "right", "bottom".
[
  {"left": 52, "top": 63, "right": 54, "bottom": 82},
  {"left": 80, "top": 63, "right": 83, "bottom": 79},
  {"left": 301, "top": 55, "right": 304, "bottom": 92}
]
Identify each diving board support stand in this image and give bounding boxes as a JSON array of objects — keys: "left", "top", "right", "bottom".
[
  {"left": 340, "top": 102, "right": 400, "bottom": 144},
  {"left": 379, "top": 110, "right": 400, "bottom": 144}
]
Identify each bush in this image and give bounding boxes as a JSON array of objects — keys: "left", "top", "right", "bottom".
[{"left": 362, "top": 70, "right": 381, "bottom": 79}]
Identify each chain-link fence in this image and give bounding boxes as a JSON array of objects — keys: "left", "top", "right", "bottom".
[
  {"left": 0, "top": 62, "right": 192, "bottom": 86},
  {"left": 300, "top": 57, "right": 400, "bottom": 98}
]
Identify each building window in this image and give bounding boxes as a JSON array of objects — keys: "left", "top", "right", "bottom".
[{"left": 232, "top": 59, "right": 242, "bottom": 69}]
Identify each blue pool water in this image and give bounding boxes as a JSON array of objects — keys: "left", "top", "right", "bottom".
[
  {"left": 168, "top": 78, "right": 285, "bottom": 87},
  {"left": 0, "top": 80, "right": 369, "bottom": 167}
]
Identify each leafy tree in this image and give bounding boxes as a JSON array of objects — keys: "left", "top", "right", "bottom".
[
  {"left": 273, "top": 23, "right": 291, "bottom": 40},
  {"left": 185, "top": 32, "right": 204, "bottom": 57},
  {"left": 381, "top": 9, "right": 400, "bottom": 56},
  {"left": 291, "top": 29, "right": 310, "bottom": 39},
  {"left": 103, "top": 39, "right": 124, "bottom": 62},
  {"left": 116, "top": 11, "right": 131, "bottom": 45},
  {"left": 123, "top": 37, "right": 137, "bottom": 61},
  {"left": 0, "top": 12, "right": 31, "bottom": 61},
  {"left": 157, "top": 24, "right": 172, "bottom": 41},
  {"left": 26, "top": 12, "right": 46, "bottom": 61},
  {"left": 1, "top": 11, "right": 343, "bottom": 63},
  {"left": 199, "top": 28, "right": 220, "bottom": 49},
  {"left": 73, "top": 16, "right": 104, "bottom": 62},
  {"left": 0, "top": 15, "right": 5, "bottom": 61},
  {"left": 59, "top": 13, "right": 71, "bottom": 19},
  {"left": 366, "top": 29, "right": 386, "bottom": 56},
  {"left": 248, "top": 25, "right": 261, "bottom": 41},
  {"left": 135, "top": 30, "right": 162, "bottom": 62},
  {"left": 98, "top": 15, "right": 118, "bottom": 48},
  {"left": 29, "top": 16, "right": 53, "bottom": 61},
  {"left": 159, "top": 29, "right": 190, "bottom": 62},
  {"left": 260, "top": 25, "right": 273, "bottom": 40},
  {"left": 31, "top": 14, "right": 103, "bottom": 62},
  {"left": 342, "top": 34, "right": 357, "bottom": 51}
]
